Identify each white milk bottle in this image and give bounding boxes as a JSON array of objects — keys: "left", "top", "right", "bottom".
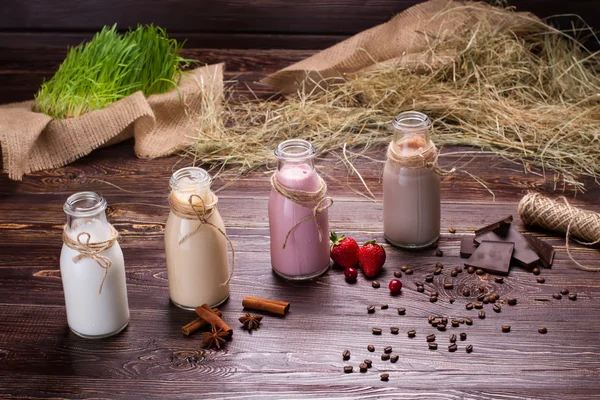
[{"left": 60, "top": 192, "right": 130, "bottom": 338}]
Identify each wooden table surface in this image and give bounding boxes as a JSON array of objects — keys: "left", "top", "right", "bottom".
[{"left": 1, "top": 49, "right": 600, "bottom": 399}]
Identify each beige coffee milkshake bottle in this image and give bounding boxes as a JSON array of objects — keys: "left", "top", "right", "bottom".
[
  {"left": 164, "top": 167, "right": 231, "bottom": 310},
  {"left": 383, "top": 111, "right": 441, "bottom": 248}
]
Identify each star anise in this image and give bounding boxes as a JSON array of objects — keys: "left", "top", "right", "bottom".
[
  {"left": 239, "top": 313, "right": 263, "bottom": 331},
  {"left": 201, "top": 326, "right": 229, "bottom": 350}
]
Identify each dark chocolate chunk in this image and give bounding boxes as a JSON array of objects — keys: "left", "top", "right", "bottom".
[
  {"left": 474, "top": 215, "right": 513, "bottom": 236},
  {"left": 465, "top": 241, "right": 515, "bottom": 275},
  {"left": 523, "top": 234, "right": 555, "bottom": 268},
  {"left": 475, "top": 226, "right": 539, "bottom": 268},
  {"left": 460, "top": 237, "right": 479, "bottom": 258}
]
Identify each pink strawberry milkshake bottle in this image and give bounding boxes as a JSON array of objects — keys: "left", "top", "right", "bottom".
[{"left": 268, "top": 139, "right": 331, "bottom": 279}]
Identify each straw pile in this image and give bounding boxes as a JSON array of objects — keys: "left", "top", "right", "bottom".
[{"left": 190, "top": 4, "right": 600, "bottom": 191}]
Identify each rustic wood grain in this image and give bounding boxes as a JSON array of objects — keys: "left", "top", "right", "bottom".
[{"left": 1, "top": 48, "right": 600, "bottom": 399}]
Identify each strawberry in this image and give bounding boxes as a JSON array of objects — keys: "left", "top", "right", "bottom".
[
  {"left": 359, "top": 240, "right": 386, "bottom": 278},
  {"left": 330, "top": 231, "right": 359, "bottom": 268}
]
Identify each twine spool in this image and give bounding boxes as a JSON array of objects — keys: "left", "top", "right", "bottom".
[
  {"left": 168, "top": 192, "right": 235, "bottom": 286},
  {"left": 518, "top": 192, "right": 600, "bottom": 272},
  {"left": 386, "top": 142, "right": 454, "bottom": 175},
  {"left": 270, "top": 173, "right": 334, "bottom": 249},
  {"left": 62, "top": 224, "right": 119, "bottom": 294}
]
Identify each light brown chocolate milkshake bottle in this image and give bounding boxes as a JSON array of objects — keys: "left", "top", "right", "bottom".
[{"left": 383, "top": 111, "right": 440, "bottom": 248}]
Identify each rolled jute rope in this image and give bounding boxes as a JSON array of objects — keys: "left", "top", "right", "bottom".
[
  {"left": 270, "top": 173, "right": 334, "bottom": 249},
  {"left": 518, "top": 192, "right": 600, "bottom": 272},
  {"left": 168, "top": 192, "right": 234, "bottom": 286},
  {"left": 386, "top": 142, "right": 455, "bottom": 175},
  {"left": 62, "top": 224, "right": 119, "bottom": 294}
]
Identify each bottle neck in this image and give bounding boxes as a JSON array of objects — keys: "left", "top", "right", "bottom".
[
  {"left": 63, "top": 192, "right": 111, "bottom": 241},
  {"left": 391, "top": 111, "right": 432, "bottom": 156},
  {"left": 274, "top": 139, "right": 319, "bottom": 190},
  {"left": 170, "top": 167, "right": 213, "bottom": 205}
]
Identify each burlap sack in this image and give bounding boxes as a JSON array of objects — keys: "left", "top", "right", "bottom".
[
  {"left": 262, "top": 0, "right": 537, "bottom": 93},
  {"left": 0, "top": 64, "right": 223, "bottom": 180}
]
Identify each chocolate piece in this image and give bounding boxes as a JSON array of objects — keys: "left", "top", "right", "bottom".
[
  {"left": 460, "top": 237, "right": 478, "bottom": 258},
  {"left": 523, "top": 234, "right": 555, "bottom": 268},
  {"left": 474, "top": 215, "right": 513, "bottom": 236},
  {"left": 475, "top": 226, "right": 539, "bottom": 268},
  {"left": 465, "top": 241, "right": 515, "bottom": 275}
]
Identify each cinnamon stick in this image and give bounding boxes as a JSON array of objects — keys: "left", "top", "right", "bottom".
[
  {"left": 181, "top": 308, "right": 221, "bottom": 336},
  {"left": 242, "top": 296, "right": 290, "bottom": 316},
  {"left": 194, "top": 304, "right": 233, "bottom": 337}
]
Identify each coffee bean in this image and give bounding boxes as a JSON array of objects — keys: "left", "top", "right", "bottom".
[
  {"left": 482, "top": 296, "right": 490, "bottom": 304},
  {"left": 462, "top": 289, "right": 471, "bottom": 297},
  {"left": 502, "top": 325, "right": 511, "bottom": 332},
  {"left": 452, "top": 319, "right": 460, "bottom": 327},
  {"left": 414, "top": 280, "right": 424, "bottom": 286},
  {"left": 568, "top": 293, "right": 577, "bottom": 301},
  {"left": 476, "top": 269, "right": 485, "bottom": 276},
  {"left": 405, "top": 269, "right": 414, "bottom": 275},
  {"left": 425, "top": 274, "right": 434, "bottom": 283},
  {"left": 359, "top": 362, "right": 368, "bottom": 373},
  {"left": 478, "top": 311, "right": 486, "bottom": 319},
  {"left": 448, "top": 343, "right": 458, "bottom": 352},
  {"left": 364, "top": 359, "right": 372, "bottom": 368},
  {"left": 380, "top": 373, "right": 390, "bottom": 381},
  {"left": 459, "top": 318, "right": 465, "bottom": 324},
  {"left": 426, "top": 334, "right": 436, "bottom": 342},
  {"left": 494, "top": 277, "right": 504, "bottom": 284},
  {"left": 433, "top": 291, "right": 440, "bottom": 297},
  {"left": 397, "top": 307, "right": 406, "bottom": 315},
  {"left": 344, "top": 366, "right": 353, "bottom": 373},
  {"left": 533, "top": 267, "right": 541, "bottom": 275},
  {"left": 449, "top": 227, "right": 456, "bottom": 233},
  {"left": 449, "top": 298, "right": 455, "bottom": 304},
  {"left": 400, "top": 265, "right": 409, "bottom": 272},
  {"left": 444, "top": 282, "right": 454, "bottom": 289},
  {"left": 428, "top": 342, "right": 438, "bottom": 350},
  {"left": 467, "top": 266, "right": 476, "bottom": 274},
  {"left": 465, "top": 318, "right": 473, "bottom": 325},
  {"left": 372, "top": 327, "right": 382, "bottom": 335},
  {"left": 456, "top": 267, "right": 463, "bottom": 273},
  {"left": 342, "top": 350, "right": 351, "bottom": 360},
  {"left": 466, "top": 344, "right": 473, "bottom": 353},
  {"left": 436, "top": 248, "right": 444, "bottom": 257},
  {"left": 450, "top": 334, "right": 457, "bottom": 343},
  {"left": 437, "top": 324, "right": 447, "bottom": 332},
  {"left": 477, "top": 293, "right": 486, "bottom": 301},
  {"left": 435, "top": 262, "right": 444, "bottom": 269},
  {"left": 460, "top": 332, "right": 467, "bottom": 341},
  {"left": 450, "top": 270, "right": 458, "bottom": 277},
  {"left": 434, "top": 267, "right": 442, "bottom": 275},
  {"left": 430, "top": 296, "right": 438, "bottom": 303},
  {"left": 381, "top": 353, "right": 390, "bottom": 361},
  {"left": 381, "top": 304, "right": 389, "bottom": 310},
  {"left": 384, "top": 346, "right": 392, "bottom": 354},
  {"left": 417, "top": 285, "right": 425, "bottom": 293},
  {"left": 372, "top": 281, "right": 380, "bottom": 289},
  {"left": 367, "top": 305, "right": 376, "bottom": 314},
  {"left": 538, "top": 327, "right": 548, "bottom": 334},
  {"left": 560, "top": 288, "right": 570, "bottom": 295},
  {"left": 390, "top": 327, "right": 399, "bottom": 335},
  {"left": 368, "top": 345, "right": 375, "bottom": 352},
  {"left": 553, "top": 293, "right": 562, "bottom": 300},
  {"left": 390, "top": 355, "right": 399, "bottom": 363},
  {"left": 507, "top": 298, "right": 518, "bottom": 306},
  {"left": 407, "top": 330, "right": 416, "bottom": 338},
  {"left": 537, "top": 277, "right": 545, "bottom": 284},
  {"left": 441, "top": 317, "right": 448, "bottom": 324},
  {"left": 394, "top": 271, "right": 402, "bottom": 278},
  {"left": 466, "top": 302, "right": 474, "bottom": 310},
  {"left": 488, "top": 294, "right": 497, "bottom": 303},
  {"left": 493, "top": 304, "right": 502, "bottom": 313},
  {"left": 474, "top": 302, "right": 483, "bottom": 309}
]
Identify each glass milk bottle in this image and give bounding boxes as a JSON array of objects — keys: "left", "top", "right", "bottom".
[
  {"left": 60, "top": 192, "right": 130, "bottom": 338},
  {"left": 268, "top": 139, "right": 332, "bottom": 279},
  {"left": 383, "top": 111, "right": 441, "bottom": 248},
  {"left": 164, "top": 167, "right": 230, "bottom": 309}
]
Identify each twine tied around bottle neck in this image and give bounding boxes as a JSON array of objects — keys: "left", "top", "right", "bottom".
[
  {"left": 518, "top": 192, "right": 600, "bottom": 272},
  {"left": 62, "top": 224, "right": 119, "bottom": 295},
  {"left": 168, "top": 192, "right": 234, "bottom": 286},
  {"left": 270, "top": 173, "right": 334, "bottom": 249},
  {"left": 386, "top": 142, "right": 454, "bottom": 176}
]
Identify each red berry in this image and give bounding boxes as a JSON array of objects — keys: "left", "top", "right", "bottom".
[
  {"left": 344, "top": 267, "right": 358, "bottom": 283},
  {"left": 389, "top": 279, "right": 402, "bottom": 295},
  {"left": 359, "top": 240, "right": 386, "bottom": 278},
  {"left": 330, "top": 232, "right": 359, "bottom": 268}
]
